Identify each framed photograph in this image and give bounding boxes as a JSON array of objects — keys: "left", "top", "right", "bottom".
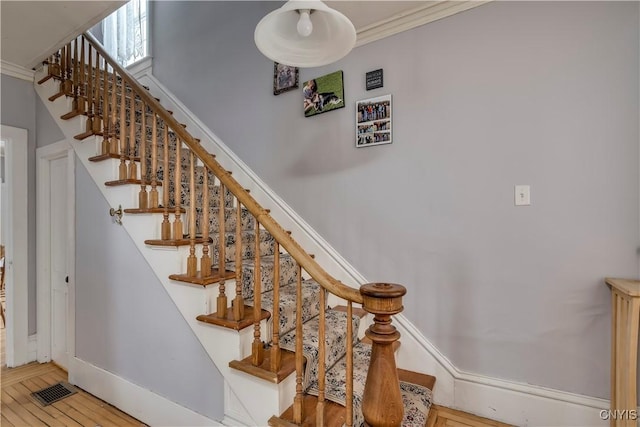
[
  {"left": 273, "top": 62, "right": 299, "bottom": 95},
  {"left": 356, "top": 94, "right": 392, "bottom": 148},
  {"left": 303, "top": 70, "right": 345, "bottom": 117}
]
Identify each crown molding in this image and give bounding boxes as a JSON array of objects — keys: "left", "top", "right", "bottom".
[
  {"left": 356, "top": 0, "right": 492, "bottom": 47},
  {"left": 1, "top": 61, "right": 35, "bottom": 82}
]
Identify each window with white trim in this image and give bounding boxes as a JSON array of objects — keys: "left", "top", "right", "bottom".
[{"left": 102, "top": 0, "right": 149, "bottom": 67}]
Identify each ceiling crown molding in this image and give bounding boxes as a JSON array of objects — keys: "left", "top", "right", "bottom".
[
  {"left": 1, "top": 61, "right": 35, "bottom": 82},
  {"left": 356, "top": 0, "right": 492, "bottom": 47}
]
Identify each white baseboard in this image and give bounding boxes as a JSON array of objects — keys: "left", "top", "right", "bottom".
[{"left": 70, "top": 357, "right": 222, "bottom": 427}]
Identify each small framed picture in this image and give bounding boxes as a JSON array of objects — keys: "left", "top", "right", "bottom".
[
  {"left": 303, "top": 70, "right": 345, "bottom": 117},
  {"left": 356, "top": 94, "right": 392, "bottom": 148},
  {"left": 273, "top": 62, "right": 299, "bottom": 95}
]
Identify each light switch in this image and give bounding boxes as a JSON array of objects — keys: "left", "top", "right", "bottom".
[{"left": 515, "top": 185, "right": 531, "bottom": 206}]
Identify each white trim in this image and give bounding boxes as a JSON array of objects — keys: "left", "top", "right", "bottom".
[
  {"left": 355, "top": 1, "right": 491, "bottom": 48},
  {"left": 222, "top": 381, "right": 253, "bottom": 426},
  {"left": 127, "top": 56, "right": 153, "bottom": 80},
  {"left": 1, "top": 125, "right": 29, "bottom": 367},
  {"left": 0, "top": 60, "right": 35, "bottom": 82},
  {"left": 69, "top": 357, "right": 222, "bottom": 426},
  {"left": 36, "top": 140, "right": 75, "bottom": 365}
]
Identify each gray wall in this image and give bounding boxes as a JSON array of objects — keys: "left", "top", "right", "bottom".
[
  {"left": 152, "top": 1, "right": 639, "bottom": 399},
  {"left": 1, "top": 74, "right": 38, "bottom": 334},
  {"left": 74, "top": 158, "right": 224, "bottom": 419},
  {"left": 1, "top": 71, "right": 223, "bottom": 418},
  {"left": 36, "top": 96, "right": 65, "bottom": 147},
  {"left": 1, "top": 75, "right": 67, "bottom": 335}
]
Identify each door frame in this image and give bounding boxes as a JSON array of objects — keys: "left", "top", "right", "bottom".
[
  {"left": 1, "top": 125, "right": 29, "bottom": 367},
  {"left": 36, "top": 139, "right": 75, "bottom": 364}
]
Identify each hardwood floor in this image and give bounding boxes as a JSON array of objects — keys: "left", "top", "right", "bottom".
[
  {"left": 427, "top": 405, "right": 513, "bottom": 427},
  {"left": 1, "top": 328, "right": 145, "bottom": 426}
]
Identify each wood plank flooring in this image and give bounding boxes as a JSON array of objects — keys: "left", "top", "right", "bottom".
[
  {"left": 427, "top": 405, "right": 513, "bottom": 427},
  {"left": 1, "top": 328, "right": 145, "bottom": 426}
]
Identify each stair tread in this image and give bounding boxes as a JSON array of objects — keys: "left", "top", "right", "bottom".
[
  {"left": 272, "top": 395, "right": 347, "bottom": 427},
  {"left": 197, "top": 304, "right": 270, "bottom": 330},
  {"left": 168, "top": 269, "right": 235, "bottom": 286},
  {"left": 124, "top": 206, "right": 185, "bottom": 214},
  {"left": 229, "top": 348, "right": 297, "bottom": 384},
  {"left": 105, "top": 178, "right": 162, "bottom": 187},
  {"left": 397, "top": 368, "right": 436, "bottom": 391},
  {"left": 145, "top": 237, "right": 212, "bottom": 247},
  {"left": 89, "top": 153, "right": 140, "bottom": 162}
]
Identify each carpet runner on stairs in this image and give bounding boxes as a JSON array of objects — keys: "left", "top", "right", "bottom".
[{"left": 41, "top": 64, "right": 435, "bottom": 426}]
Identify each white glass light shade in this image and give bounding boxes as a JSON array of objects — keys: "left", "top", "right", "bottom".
[{"left": 254, "top": 0, "right": 356, "bottom": 68}]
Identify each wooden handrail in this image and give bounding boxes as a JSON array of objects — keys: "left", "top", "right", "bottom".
[{"left": 82, "top": 31, "right": 363, "bottom": 305}]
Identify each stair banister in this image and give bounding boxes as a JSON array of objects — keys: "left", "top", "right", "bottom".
[
  {"left": 81, "top": 31, "right": 363, "bottom": 304},
  {"left": 79, "top": 31, "right": 411, "bottom": 425}
]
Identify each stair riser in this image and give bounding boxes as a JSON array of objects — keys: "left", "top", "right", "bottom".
[
  {"left": 230, "top": 255, "right": 298, "bottom": 301},
  {"left": 199, "top": 207, "right": 255, "bottom": 234},
  {"left": 211, "top": 230, "right": 275, "bottom": 265},
  {"left": 251, "top": 280, "right": 322, "bottom": 339}
]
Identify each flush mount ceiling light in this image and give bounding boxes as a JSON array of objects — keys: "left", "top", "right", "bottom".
[{"left": 254, "top": 0, "right": 356, "bottom": 68}]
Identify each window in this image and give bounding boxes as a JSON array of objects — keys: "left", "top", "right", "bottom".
[{"left": 102, "top": 0, "right": 148, "bottom": 67}]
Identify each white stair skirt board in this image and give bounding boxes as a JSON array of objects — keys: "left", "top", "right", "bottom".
[
  {"left": 34, "top": 69, "right": 273, "bottom": 425},
  {"left": 69, "top": 357, "right": 221, "bottom": 427},
  {"left": 137, "top": 72, "right": 625, "bottom": 427},
  {"left": 34, "top": 64, "right": 620, "bottom": 427}
]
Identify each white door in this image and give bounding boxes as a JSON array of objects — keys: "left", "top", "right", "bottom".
[{"left": 50, "top": 157, "right": 68, "bottom": 369}]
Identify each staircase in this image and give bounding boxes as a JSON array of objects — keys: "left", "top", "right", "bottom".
[{"left": 36, "top": 33, "right": 436, "bottom": 426}]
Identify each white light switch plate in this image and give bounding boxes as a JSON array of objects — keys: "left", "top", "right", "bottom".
[{"left": 515, "top": 185, "right": 531, "bottom": 206}]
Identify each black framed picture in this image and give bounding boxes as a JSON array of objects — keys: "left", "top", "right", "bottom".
[
  {"left": 356, "top": 94, "right": 392, "bottom": 148},
  {"left": 273, "top": 62, "right": 299, "bottom": 95},
  {"left": 303, "top": 70, "right": 345, "bottom": 117}
]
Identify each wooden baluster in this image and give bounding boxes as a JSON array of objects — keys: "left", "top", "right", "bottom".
[
  {"left": 361, "top": 283, "right": 406, "bottom": 427},
  {"left": 187, "top": 151, "right": 197, "bottom": 277},
  {"left": 149, "top": 114, "right": 159, "bottom": 208},
  {"left": 128, "top": 91, "right": 137, "bottom": 180},
  {"left": 161, "top": 127, "right": 171, "bottom": 240},
  {"left": 64, "top": 42, "right": 73, "bottom": 95},
  {"left": 95, "top": 52, "right": 104, "bottom": 136},
  {"left": 49, "top": 46, "right": 66, "bottom": 101},
  {"left": 138, "top": 104, "right": 148, "bottom": 209},
  {"left": 119, "top": 77, "right": 127, "bottom": 179},
  {"left": 293, "top": 264, "right": 304, "bottom": 423},
  {"left": 71, "top": 38, "right": 79, "bottom": 108},
  {"left": 54, "top": 52, "right": 61, "bottom": 78},
  {"left": 252, "top": 223, "right": 264, "bottom": 366},
  {"left": 233, "top": 201, "right": 244, "bottom": 321},
  {"left": 346, "top": 301, "right": 354, "bottom": 427},
  {"left": 217, "top": 182, "right": 228, "bottom": 317},
  {"left": 316, "top": 286, "right": 326, "bottom": 426},
  {"left": 200, "top": 168, "right": 211, "bottom": 275},
  {"left": 101, "top": 58, "right": 111, "bottom": 154},
  {"left": 86, "top": 45, "right": 94, "bottom": 136},
  {"left": 77, "top": 36, "right": 86, "bottom": 114},
  {"left": 38, "top": 54, "right": 57, "bottom": 84},
  {"left": 270, "top": 243, "right": 281, "bottom": 372},
  {"left": 109, "top": 64, "right": 119, "bottom": 155},
  {"left": 49, "top": 52, "right": 61, "bottom": 79},
  {"left": 173, "top": 137, "right": 183, "bottom": 240}
]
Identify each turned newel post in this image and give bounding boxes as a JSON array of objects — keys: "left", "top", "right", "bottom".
[{"left": 360, "top": 282, "right": 406, "bottom": 427}]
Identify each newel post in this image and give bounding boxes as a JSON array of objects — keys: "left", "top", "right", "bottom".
[{"left": 360, "top": 282, "right": 406, "bottom": 427}]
